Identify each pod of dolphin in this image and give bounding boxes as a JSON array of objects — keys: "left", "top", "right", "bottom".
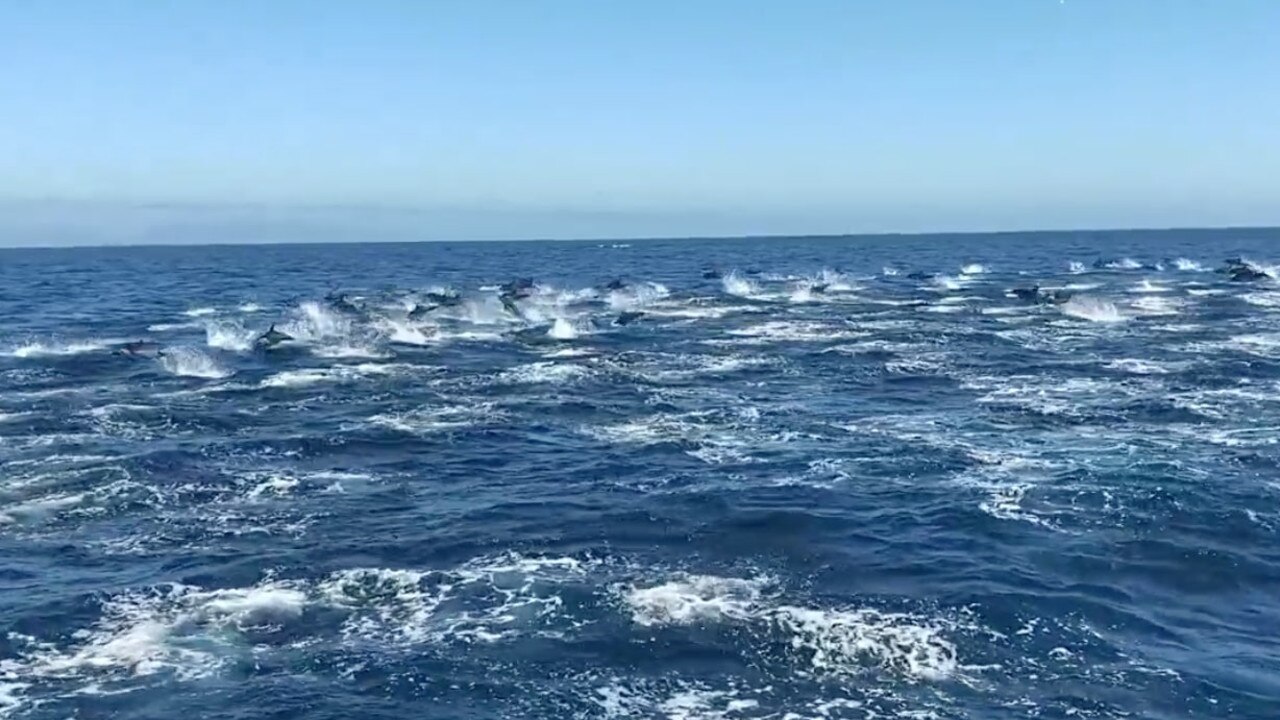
[{"left": 115, "top": 256, "right": 1273, "bottom": 359}]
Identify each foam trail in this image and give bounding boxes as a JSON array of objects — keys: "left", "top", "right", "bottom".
[
  {"left": 1061, "top": 296, "right": 1126, "bottom": 323},
  {"left": 10, "top": 339, "right": 115, "bottom": 358},
  {"left": 721, "top": 272, "right": 760, "bottom": 298},
  {"left": 159, "top": 347, "right": 232, "bottom": 378}
]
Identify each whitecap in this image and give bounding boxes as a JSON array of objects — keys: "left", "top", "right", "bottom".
[
  {"left": 1131, "top": 279, "right": 1171, "bottom": 294},
  {"left": 1067, "top": 261, "right": 1086, "bottom": 274},
  {"left": 238, "top": 303, "right": 263, "bottom": 313},
  {"left": 960, "top": 263, "right": 986, "bottom": 275},
  {"left": 183, "top": 307, "right": 218, "bottom": 317},
  {"left": 1174, "top": 258, "right": 1206, "bottom": 272}
]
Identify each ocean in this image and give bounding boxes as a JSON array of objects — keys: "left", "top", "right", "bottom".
[{"left": 1, "top": 229, "right": 1279, "bottom": 719}]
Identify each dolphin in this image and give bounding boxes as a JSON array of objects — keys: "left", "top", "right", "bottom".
[
  {"left": 906, "top": 271, "right": 936, "bottom": 281},
  {"left": 500, "top": 278, "right": 536, "bottom": 299},
  {"left": 604, "top": 278, "right": 628, "bottom": 291},
  {"left": 326, "top": 292, "right": 362, "bottom": 315},
  {"left": 614, "top": 311, "right": 645, "bottom": 326},
  {"left": 1010, "top": 285, "right": 1040, "bottom": 302},
  {"left": 118, "top": 340, "right": 165, "bottom": 359},
  {"left": 408, "top": 304, "right": 436, "bottom": 321},
  {"left": 702, "top": 269, "right": 722, "bottom": 280},
  {"left": 1223, "top": 259, "right": 1269, "bottom": 282},
  {"left": 810, "top": 283, "right": 830, "bottom": 294},
  {"left": 423, "top": 291, "right": 462, "bottom": 306},
  {"left": 500, "top": 295, "right": 524, "bottom": 318},
  {"left": 255, "top": 324, "right": 294, "bottom": 349}
]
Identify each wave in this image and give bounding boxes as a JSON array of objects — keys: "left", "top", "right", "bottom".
[
  {"left": 1061, "top": 296, "right": 1126, "bottom": 323},
  {"left": 1131, "top": 279, "right": 1171, "bottom": 294},
  {"left": 497, "top": 361, "right": 592, "bottom": 385},
  {"left": 158, "top": 348, "right": 231, "bottom": 379},
  {"left": 619, "top": 574, "right": 962, "bottom": 681},
  {"left": 146, "top": 321, "right": 201, "bottom": 332}
]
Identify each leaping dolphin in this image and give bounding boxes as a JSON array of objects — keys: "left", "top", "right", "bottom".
[{"left": 255, "top": 324, "right": 294, "bottom": 349}]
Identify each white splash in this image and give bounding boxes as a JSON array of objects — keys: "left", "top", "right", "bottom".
[
  {"left": 548, "top": 318, "right": 580, "bottom": 340},
  {"left": 721, "top": 272, "right": 760, "bottom": 298},
  {"left": 960, "top": 263, "right": 986, "bottom": 275},
  {"left": 1068, "top": 261, "right": 1086, "bottom": 274},
  {"left": 1061, "top": 296, "right": 1126, "bottom": 323},
  {"left": 607, "top": 282, "right": 670, "bottom": 311},
  {"left": 158, "top": 348, "right": 231, "bottom": 379},
  {"left": 183, "top": 307, "right": 218, "bottom": 317},
  {"left": 204, "top": 321, "right": 256, "bottom": 352},
  {"left": 1173, "top": 258, "right": 1206, "bottom": 272}
]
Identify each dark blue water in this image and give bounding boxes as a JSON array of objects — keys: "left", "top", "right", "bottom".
[{"left": 2, "top": 230, "right": 1280, "bottom": 719}]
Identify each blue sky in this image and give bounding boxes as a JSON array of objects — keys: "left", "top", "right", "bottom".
[{"left": 1, "top": 0, "right": 1278, "bottom": 243}]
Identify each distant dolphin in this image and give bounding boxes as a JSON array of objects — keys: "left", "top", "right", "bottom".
[
  {"left": 702, "top": 269, "right": 722, "bottom": 280},
  {"left": 326, "top": 292, "right": 362, "bottom": 315},
  {"left": 500, "top": 278, "right": 536, "bottom": 299},
  {"left": 255, "top": 324, "right": 293, "bottom": 349},
  {"left": 118, "top": 340, "right": 165, "bottom": 358},
  {"left": 614, "top": 311, "right": 645, "bottom": 326},
  {"left": 1010, "top": 285, "right": 1040, "bottom": 302},
  {"left": 425, "top": 291, "right": 462, "bottom": 306},
  {"left": 906, "top": 271, "right": 936, "bottom": 281},
  {"left": 810, "top": 283, "right": 830, "bottom": 294},
  {"left": 604, "top": 278, "right": 628, "bottom": 291}
]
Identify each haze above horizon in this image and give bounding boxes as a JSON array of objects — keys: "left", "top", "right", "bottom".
[{"left": 2, "top": 0, "right": 1278, "bottom": 246}]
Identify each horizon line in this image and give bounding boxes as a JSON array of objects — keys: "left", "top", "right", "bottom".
[{"left": 1, "top": 223, "right": 1278, "bottom": 252}]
